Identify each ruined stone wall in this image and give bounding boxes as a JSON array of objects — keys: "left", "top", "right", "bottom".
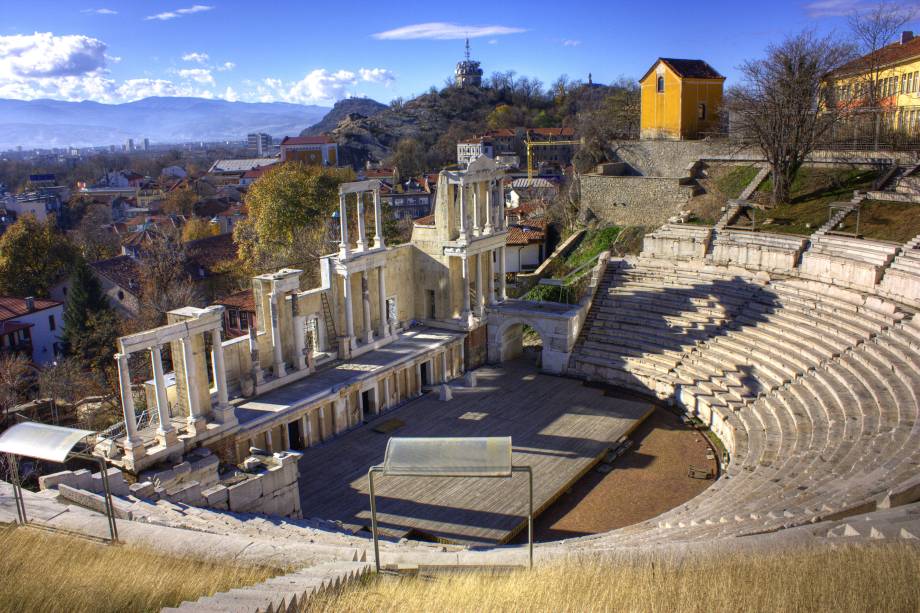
[
  {"left": 580, "top": 175, "right": 696, "bottom": 227},
  {"left": 609, "top": 140, "right": 738, "bottom": 177}
]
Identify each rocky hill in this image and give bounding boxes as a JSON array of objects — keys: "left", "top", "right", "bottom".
[
  {"left": 322, "top": 86, "right": 498, "bottom": 168},
  {"left": 300, "top": 98, "right": 388, "bottom": 137}
]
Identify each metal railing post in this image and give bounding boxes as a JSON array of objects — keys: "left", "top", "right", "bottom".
[
  {"left": 7, "top": 453, "right": 26, "bottom": 525},
  {"left": 94, "top": 456, "right": 119, "bottom": 543},
  {"left": 368, "top": 466, "right": 382, "bottom": 573},
  {"left": 513, "top": 465, "right": 534, "bottom": 569}
]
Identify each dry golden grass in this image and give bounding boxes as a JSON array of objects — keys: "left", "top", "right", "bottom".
[
  {"left": 0, "top": 526, "right": 276, "bottom": 613},
  {"left": 306, "top": 543, "right": 920, "bottom": 613}
]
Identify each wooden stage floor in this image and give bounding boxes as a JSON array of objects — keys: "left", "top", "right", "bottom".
[{"left": 297, "top": 360, "right": 653, "bottom": 546}]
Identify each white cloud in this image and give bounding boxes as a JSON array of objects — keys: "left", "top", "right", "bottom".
[
  {"left": 372, "top": 22, "right": 526, "bottom": 40},
  {"left": 177, "top": 67, "right": 215, "bottom": 85},
  {"left": 0, "top": 32, "right": 107, "bottom": 78},
  {"left": 562, "top": 39, "right": 581, "bottom": 47},
  {"left": 145, "top": 5, "right": 214, "bottom": 21},
  {"left": 82, "top": 8, "right": 118, "bottom": 15},
  {"left": 487, "top": 39, "right": 498, "bottom": 45},
  {"left": 359, "top": 67, "right": 395, "bottom": 84},
  {"left": 181, "top": 51, "right": 209, "bottom": 63},
  {"left": 249, "top": 67, "right": 396, "bottom": 104},
  {"left": 223, "top": 85, "right": 238, "bottom": 102},
  {"left": 216, "top": 61, "right": 235, "bottom": 71},
  {"left": 115, "top": 78, "right": 214, "bottom": 101},
  {"left": 804, "top": 0, "right": 863, "bottom": 16}
]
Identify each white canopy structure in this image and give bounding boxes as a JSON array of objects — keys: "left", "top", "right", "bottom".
[
  {"left": 0, "top": 422, "right": 119, "bottom": 542},
  {"left": 368, "top": 436, "right": 532, "bottom": 571}
]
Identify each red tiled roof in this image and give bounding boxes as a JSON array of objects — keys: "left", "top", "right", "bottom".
[
  {"left": 90, "top": 255, "right": 141, "bottom": 294},
  {"left": 216, "top": 289, "right": 255, "bottom": 311},
  {"left": 0, "top": 320, "right": 33, "bottom": 335},
  {"left": 280, "top": 135, "right": 334, "bottom": 146},
  {"left": 505, "top": 224, "right": 545, "bottom": 246},
  {"left": 528, "top": 127, "right": 575, "bottom": 137},
  {"left": 185, "top": 233, "right": 238, "bottom": 273},
  {"left": 834, "top": 35, "right": 920, "bottom": 76},
  {"left": 0, "top": 296, "right": 61, "bottom": 321}
]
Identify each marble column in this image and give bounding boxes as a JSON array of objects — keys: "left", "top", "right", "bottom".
[
  {"left": 264, "top": 429, "right": 273, "bottom": 453},
  {"left": 373, "top": 189, "right": 385, "bottom": 249},
  {"left": 292, "top": 314, "right": 307, "bottom": 371},
  {"left": 460, "top": 254, "right": 471, "bottom": 321},
  {"left": 458, "top": 182, "right": 468, "bottom": 244},
  {"left": 383, "top": 376, "right": 391, "bottom": 410},
  {"left": 415, "top": 362, "right": 423, "bottom": 394},
  {"left": 282, "top": 422, "right": 291, "bottom": 450},
  {"left": 269, "top": 290, "right": 286, "bottom": 378},
  {"left": 318, "top": 405, "right": 327, "bottom": 441},
  {"left": 441, "top": 350, "right": 449, "bottom": 383},
  {"left": 248, "top": 326, "right": 263, "bottom": 385},
  {"left": 472, "top": 184, "right": 480, "bottom": 237},
  {"left": 338, "top": 193, "right": 350, "bottom": 259},
  {"left": 180, "top": 336, "right": 204, "bottom": 434},
  {"left": 302, "top": 413, "right": 312, "bottom": 447},
  {"left": 150, "top": 345, "right": 177, "bottom": 446},
  {"left": 487, "top": 249, "right": 497, "bottom": 305},
  {"left": 361, "top": 271, "right": 373, "bottom": 344},
  {"left": 115, "top": 352, "right": 144, "bottom": 456},
  {"left": 484, "top": 181, "right": 493, "bottom": 235},
  {"left": 498, "top": 246, "right": 507, "bottom": 301},
  {"left": 377, "top": 266, "right": 388, "bottom": 338},
  {"left": 356, "top": 193, "right": 368, "bottom": 252},
  {"left": 474, "top": 252, "right": 483, "bottom": 316},
  {"left": 342, "top": 274, "right": 356, "bottom": 349},
  {"left": 209, "top": 329, "right": 229, "bottom": 408}
]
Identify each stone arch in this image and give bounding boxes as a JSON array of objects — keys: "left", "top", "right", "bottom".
[{"left": 487, "top": 315, "right": 555, "bottom": 368}]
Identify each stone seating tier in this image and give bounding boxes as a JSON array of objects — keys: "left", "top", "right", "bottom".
[{"left": 567, "top": 252, "right": 919, "bottom": 549}]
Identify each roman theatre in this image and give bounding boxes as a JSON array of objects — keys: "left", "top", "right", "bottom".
[{"left": 12, "top": 156, "right": 920, "bottom": 587}]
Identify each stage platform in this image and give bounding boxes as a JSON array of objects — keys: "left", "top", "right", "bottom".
[{"left": 297, "top": 360, "right": 653, "bottom": 546}]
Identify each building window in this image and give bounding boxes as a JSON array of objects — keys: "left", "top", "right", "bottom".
[
  {"left": 657, "top": 76, "right": 665, "bottom": 93},
  {"left": 698, "top": 103, "right": 707, "bottom": 120},
  {"left": 48, "top": 315, "right": 55, "bottom": 331}
]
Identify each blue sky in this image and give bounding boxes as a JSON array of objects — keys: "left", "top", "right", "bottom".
[{"left": 0, "top": 0, "right": 915, "bottom": 106}]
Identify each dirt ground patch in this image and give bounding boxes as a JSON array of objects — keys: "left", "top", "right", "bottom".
[{"left": 512, "top": 406, "right": 717, "bottom": 542}]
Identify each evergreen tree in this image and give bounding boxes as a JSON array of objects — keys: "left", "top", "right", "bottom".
[{"left": 62, "top": 258, "right": 116, "bottom": 365}]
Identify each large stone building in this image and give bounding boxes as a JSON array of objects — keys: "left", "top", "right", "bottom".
[
  {"left": 639, "top": 58, "right": 725, "bottom": 140},
  {"left": 279, "top": 136, "right": 338, "bottom": 166},
  {"left": 104, "top": 156, "right": 585, "bottom": 473},
  {"left": 829, "top": 31, "right": 920, "bottom": 137}
]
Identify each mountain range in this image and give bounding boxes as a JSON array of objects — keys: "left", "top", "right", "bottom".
[{"left": 0, "top": 97, "right": 331, "bottom": 150}]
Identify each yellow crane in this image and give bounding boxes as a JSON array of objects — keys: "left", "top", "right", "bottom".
[{"left": 525, "top": 138, "right": 583, "bottom": 180}]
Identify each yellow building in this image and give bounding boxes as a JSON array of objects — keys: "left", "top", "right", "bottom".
[
  {"left": 829, "top": 32, "right": 920, "bottom": 136},
  {"left": 639, "top": 58, "right": 725, "bottom": 140}
]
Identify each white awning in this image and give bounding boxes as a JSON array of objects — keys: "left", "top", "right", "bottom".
[
  {"left": 0, "top": 422, "right": 95, "bottom": 463},
  {"left": 381, "top": 436, "right": 512, "bottom": 478}
]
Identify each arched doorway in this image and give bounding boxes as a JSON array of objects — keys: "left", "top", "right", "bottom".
[{"left": 492, "top": 318, "right": 549, "bottom": 369}]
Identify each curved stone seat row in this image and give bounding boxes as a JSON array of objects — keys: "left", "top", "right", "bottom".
[{"left": 567, "top": 252, "right": 920, "bottom": 549}]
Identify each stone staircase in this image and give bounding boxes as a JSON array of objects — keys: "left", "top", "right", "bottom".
[
  {"left": 738, "top": 165, "right": 771, "bottom": 201},
  {"left": 162, "top": 561, "right": 372, "bottom": 612}
]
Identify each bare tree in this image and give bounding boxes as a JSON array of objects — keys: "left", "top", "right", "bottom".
[
  {"left": 137, "top": 229, "right": 201, "bottom": 329},
  {"left": 0, "top": 354, "right": 31, "bottom": 426},
  {"left": 844, "top": 2, "right": 918, "bottom": 146},
  {"left": 728, "top": 31, "right": 855, "bottom": 206},
  {"left": 847, "top": 2, "right": 917, "bottom": 108}
]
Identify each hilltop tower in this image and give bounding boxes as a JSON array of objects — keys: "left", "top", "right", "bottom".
[{"left": 455, "top": 37, "right": 483, "bottom": 88}]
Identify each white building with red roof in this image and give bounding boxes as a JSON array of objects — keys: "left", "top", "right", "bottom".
[{"left": 0, "top": 296, "right": 63, "bottom": 364}]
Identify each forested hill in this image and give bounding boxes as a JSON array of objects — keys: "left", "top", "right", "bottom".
[{"left": 314, "top": 76, "right": 640, "bottom": 171}]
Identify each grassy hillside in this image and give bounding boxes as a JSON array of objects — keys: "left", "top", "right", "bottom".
[
  {"left": 836, "top": 200, "right": 920, "bottom": 243},
  {"left": 0, "top": 527, "right": 275, "bottom": 613},
  {"left": 306, "top": 543, "right": 919, "bottom": 613},
  {"left": 688, "top": 164, "right": 761, "bottom": 224}
]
